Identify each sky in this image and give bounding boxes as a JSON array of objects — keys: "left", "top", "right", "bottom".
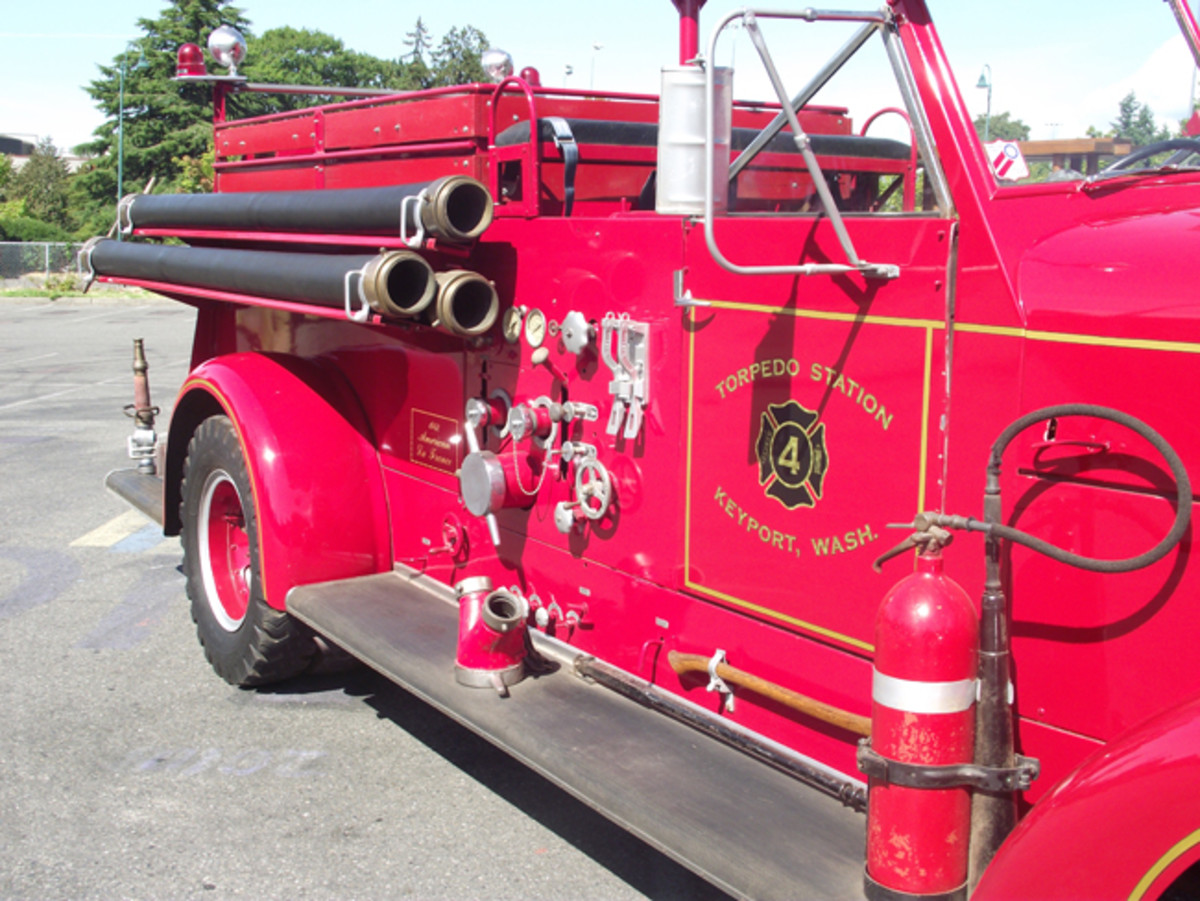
[{"left": 2, "top": 0, "right": 1197, "bottom": 155}]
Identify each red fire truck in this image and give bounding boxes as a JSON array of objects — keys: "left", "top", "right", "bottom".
[{"left": 90, "top": 2, "right": 1200, "bottom": 897}]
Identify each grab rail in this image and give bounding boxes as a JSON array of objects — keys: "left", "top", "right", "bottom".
[{"left": 704, "top": 8, "right": 900, "bottom": 279}]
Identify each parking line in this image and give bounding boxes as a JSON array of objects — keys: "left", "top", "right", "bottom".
[
  {"left": 0, "top": 352, "right": 59, "bottom": 369},
  {"left": 112, "top": 523, "right": 167, "bottom": 553},
  {"left": 64, "top": 305, "right": 151, "bottom": 323},
  {"left": 0, "top": 373, "right": 126, "bottom": 412},
  {"left": 71, "top": 509, "right": 152, "bottom": 547}
]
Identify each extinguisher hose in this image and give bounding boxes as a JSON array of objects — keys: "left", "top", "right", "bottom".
[{"left": 983, "top": 404, "right": 1192, "bottom": 573}]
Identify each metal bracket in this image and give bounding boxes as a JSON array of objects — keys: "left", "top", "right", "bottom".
[
  {"left": 344, "top": 269, "right": 370, "bottom": 323},
  {"left": 78, "top": 239, "right": 98, "bottom": 292},
  {"left": 117, "top": 194, "right": 136, "bottom": 237},
  {"left": 400, "top": 190, "right": 428, "bottom": 248},
  {"left": 857, "top": 740, "right": 1040, "bottom": 793},
  {"left": 706, "top": 649, "right": 735, "bottom": 712},
  {"left": 125, "top": 427, "right": 158, "bottom": 465},
  {"left": 673, "top": 269, "right": 710, "bottom": 308}
]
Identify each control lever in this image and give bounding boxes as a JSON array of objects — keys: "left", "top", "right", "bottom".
[
  {"left": 464, "top": 398, "right": 502, "bottom": 546},
  {"left": 600, "top": 313, "right": 650, "bottom": 439},
  {"left": 617, "top": 318, "right": 649, "bottom": 439}
]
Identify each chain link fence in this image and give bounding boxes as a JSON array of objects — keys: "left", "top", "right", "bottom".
[
  {"left": 0, "top": 241, "right": 84, "bottom": 278},
  {"left": 0, "top": 241, "right": 87, "bottom": 291}
]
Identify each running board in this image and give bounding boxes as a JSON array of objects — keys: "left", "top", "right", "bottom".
[
  {"left": 287, "top": 570, "right": 866, "bottom": 900},
  {"left": 105, "top": 468, "right": 164, "bottom": 525}
]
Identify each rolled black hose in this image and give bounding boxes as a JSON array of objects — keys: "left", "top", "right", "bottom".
[
  {"left": 982, "top": 404, "right": 1192, "bottom": 573},
  {"left": 121, "top": 175, "right": 493, "bottom": 243},
  {"left": 90, "top": 239, "right": 377, "bottom": 310}
]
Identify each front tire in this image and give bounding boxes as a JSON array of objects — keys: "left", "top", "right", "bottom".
[{"left": 181, "top": 415, "right": 315, "bottom": 686}]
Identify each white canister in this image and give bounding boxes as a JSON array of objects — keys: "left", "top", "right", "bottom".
[{"left": 656, "top": 65, "right": 732, "bottom": 216}]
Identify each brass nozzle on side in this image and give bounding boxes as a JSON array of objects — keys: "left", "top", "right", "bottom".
[
  {"left": 420, "top": 176, "right": 495, "bottom": 243},
  {"left": 433, "top": 270, "right": 499, "bottom": 337},
  {"left": 361, "top": 250, "right": 437, "bottom": 319},
  {"left": 131, "top": 338, "right": 154, "bottom": 430}
]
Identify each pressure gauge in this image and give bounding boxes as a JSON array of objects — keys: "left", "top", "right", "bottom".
[
  {"left": 524, "top": 308, "right": 547, "bottom": 348},
  {"left": 502, "top": 307, "right": 524, "bottom": 344}
]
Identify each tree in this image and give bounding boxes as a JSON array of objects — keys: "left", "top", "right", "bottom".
[
  {"left": 400, "top": 18, "right": 433, "bottom": 88},
  {"left": 0, "top": 154, "right": 13, "bottom": 201},
  {"left": 1105, "top": 92, "right": 1170, "bottom": 147},
  {"left": 431, "top": 26, "right": 489, "bottom": 86},
  {"left": 76, "top": 0, "right": 252, "bottom": 219},
  {"left": 0, "top": 213, "right": 72, "bottom": 243},
  {"left": 73, "top": 2, "right": 490, "bottom": 231},
  {"left": 239, "top": 27, "right": 408, "bottom": 114},
  {"left": 972, "top": 111, "right": 1029, "bottom": 142},
  {"left": 174, "top": 147, "right": 215, "bottom": 194},
  {"left": 404, "top": 18, "right": 431, "bottom": 66},
  {"left": 11, "top": 139, "right": 73, "bottom": 230}
]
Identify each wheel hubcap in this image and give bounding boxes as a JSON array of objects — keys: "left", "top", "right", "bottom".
[{"left": 198, "top": 470, "right": 251, "bottom": 631}]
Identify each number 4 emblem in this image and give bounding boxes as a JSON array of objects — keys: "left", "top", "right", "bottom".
[{"left": 755, "top": 400, "right": 829, "bottom": 510}]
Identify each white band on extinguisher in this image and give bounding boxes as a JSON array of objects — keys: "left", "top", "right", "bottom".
[{"left": 872, "top": 670, "right": 977, "bottom": 715}]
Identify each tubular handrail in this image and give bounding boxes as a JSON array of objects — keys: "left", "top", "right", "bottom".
[
  {"left": 487, "top": 76, "right": 543, "bottom": 216},
  {"left": 704, "top": 8, "right": 900, "bottom": 280},
  {"left": 728, "top": 19, "right": 879, "bottom": 181},
  {"left": 859, "top": 106, "right": 917, "bottom": 211}
]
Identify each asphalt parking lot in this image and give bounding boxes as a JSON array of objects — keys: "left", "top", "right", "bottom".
[{"left": 0, "top": 296, "right": 728, "bottom": 901}]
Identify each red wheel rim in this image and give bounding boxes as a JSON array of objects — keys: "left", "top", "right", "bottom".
[{"left": 198, "top": 470, "right": 251, "bottom": 631}]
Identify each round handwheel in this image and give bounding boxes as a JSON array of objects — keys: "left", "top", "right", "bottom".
[{"left": 574, "top": 458, "right": 613, "bottom": 521}]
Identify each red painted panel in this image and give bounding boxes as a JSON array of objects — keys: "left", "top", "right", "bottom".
[
  {"left": 216, "top": 165, "right": 321, "bottom": 193},
  {"left": 685, "top": 302, "right": 932, "bottom": 651},
  {"left": 975, "top": 693, "right": 1200, "bottom": 900},
  {"left": 1014, "top": 718, "right": 1101, "bottom": 807},
  {"left": 461, "top": 534, "right": 874, "bottom": 777},
  {"left": 321, "top": 156, "right": 485, "bottom": 190},
  {"left": 1004, "top": 478, "right": 1196, "bottom": 742},
  {"left": 467, "top": 217, "right": 689, "bottom": 588},
  {"left": 382, "top": 467, "right": 488, "bottom": 583},
  {"left": 231, "top": 307, "right": 467, "bottom": 494},
  {"left": 324, "top": 95, "right": 485, "bottom": 149},
  {"left": 217, "top": 114, "right": 319, "bottom": 158},
  {"left": 681, "top": 215, "right": 952, "bottom": 651}
]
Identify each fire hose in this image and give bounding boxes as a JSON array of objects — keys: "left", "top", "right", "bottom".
[{"left": 875, "top": 404, "right": 1191, "bottom": 573}]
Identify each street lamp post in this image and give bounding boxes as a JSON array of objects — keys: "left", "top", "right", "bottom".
[
  {"left": 116, "top": 43, "right": 146, "bottom": 240},
  {"left": 976, "top": 64, "right": 993, "bottom": 142},
  {"left": 590, "top": 43, "right": 603, "bottom": 89}
]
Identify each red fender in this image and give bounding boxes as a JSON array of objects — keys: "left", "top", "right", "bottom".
[
  {"left": 974, "top": 693, "right": 1200, "bottom": 900},
  {"left": 164, "top": 352, "right": 391, "bottom": 610}
]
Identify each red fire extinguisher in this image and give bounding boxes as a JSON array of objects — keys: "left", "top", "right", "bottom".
[{"left": 863, "top": 549, "right": 978, "bottom": 900}]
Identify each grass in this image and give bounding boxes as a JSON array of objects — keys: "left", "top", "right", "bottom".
[{"left": 0, "top": 274, "right": 152, "bottom": 301}]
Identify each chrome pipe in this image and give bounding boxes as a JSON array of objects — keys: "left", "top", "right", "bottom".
[
  {"left": 729, "top": 20, "right": 879, "bottom": 180},
  {"left": 881, "top": 22, "right": 953, "bottom": 214},
  {"left": 528, "top": 630, "right": 868, "bottom": 812}
]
